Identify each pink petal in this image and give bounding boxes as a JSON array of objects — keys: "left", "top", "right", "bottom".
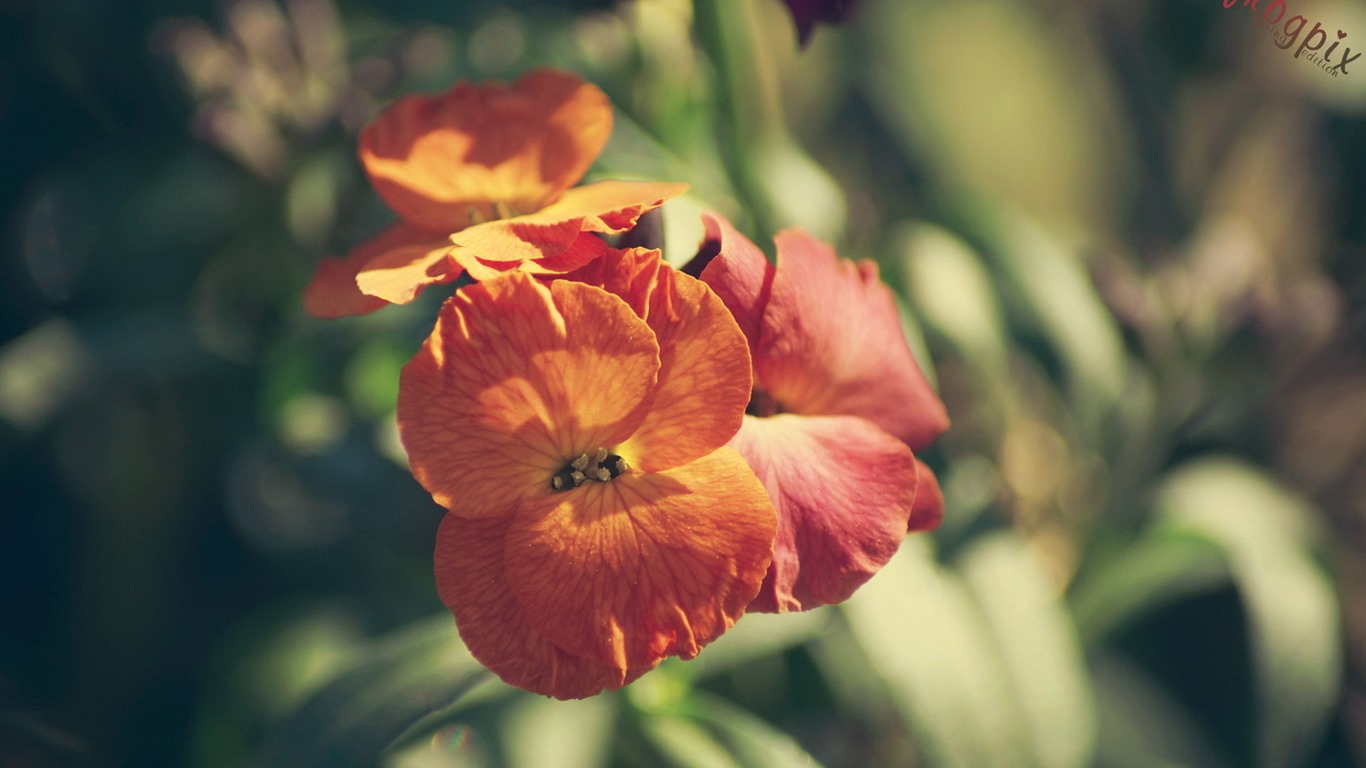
[
  {"left": 909, "top": 458, "right": 944, "bottom": 532},
  {"left": 688, "top": 212, "right": 774, "bottom": 349},
  {"left": 730, "top": 414, "right": 918, "bottom": 613},
  {"left": 757, "top": 229, "right": 949, "bottom": 450}
]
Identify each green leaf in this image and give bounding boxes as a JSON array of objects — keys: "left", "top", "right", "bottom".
[
  {"left": 1069, "top": 532, "right": 1230, "bottom": 647},
  {"left": 859, "top": 0, "right": 1131, "bottom": 238},
  {"left": 895, "top": 222, "right": 1009, "bottom": 381},
  {"left": 691, "top": 607, "right": 834, "bottom": 679},
  {"left": 840, "top": 538, "right": 1033, "bottom": 768},
  {"left": 640, "top": 714, "right": 745, "bottom": 768},
  {"left": 957, "top": 532, "right": 1097, "bottom": 768},
  {"left": 501, "top": 695, "right": 616, "bottom": 768},
  {"left": 1089, "top": 652, "right": 1223, "bottom": 768},
  {"left": 258, "top": 614, "right": 492, "bottom": 768},
  {"left": 1153, "top": 458, "right": 1341, "bottom": 768},
  {"left": 683, "top": 691, "right": 826, "bottom": 768}
]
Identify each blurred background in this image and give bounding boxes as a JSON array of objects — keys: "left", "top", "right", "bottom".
[{"left": 2, "top": 0, "right": 1365, "bottom": 765}]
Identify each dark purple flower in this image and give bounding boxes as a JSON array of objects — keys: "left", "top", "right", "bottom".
[{"left": 784, "top": 0, "right": 858, "bottom": 44}]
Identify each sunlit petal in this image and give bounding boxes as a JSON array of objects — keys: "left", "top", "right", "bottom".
[
  {"left": 360, "top": 69, "right": 612, "bottom": 231},
  {"left": 303, "top": 221, "right": 452, "bottom": 318},
  {"left": 503, "top": 448, "right": 775, "bottom": 670},
  {"left": 731, "top": 414, "right": 917, "bottom": 613},
  {"left": 398, "top": 275, "right": 659, "bottom": 516},
  {"left": 456, "top": 231, "right": 610, "bottom": 282},
  {"left": 450, "top": 181, "right": 687, "bottom": 266},
  {"left": 435, "top": 514, "right": 657, "bottom": 699},
  {"left": 563, "top": 248, "right": 753, "bottom": 471}
]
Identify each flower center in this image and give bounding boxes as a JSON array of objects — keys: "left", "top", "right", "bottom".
[
  {"left": 746, "top": 388, "right": 784, "bottom": 418},
  {"left": 467, "top": 201, "right": 531, "bottom": 226},
  {"left": 550, "top": 447, "right": 630, "bottom": 492}
]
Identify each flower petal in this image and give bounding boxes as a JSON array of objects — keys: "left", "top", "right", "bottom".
[
  {"left": 730, "top": 414, "right": 917, "bottom": 613},
  {"left": 758, "top": 229, "right": 949, "bottom": 450},
  {"left": 435, "top": 513, "right": 657, "bottom": 699},
  {"left": 303, "top": 222, "right": 453, "bottom": 318},
  {"left": 503, "top": 447, "right": 776, "bottom": 670},
  {"left": 458, "top": 231, "right": 610, "bottom": 282},
  {"left": 450, "top": 181, "right": 688, "bottom": 267},
  {"left": 398, "top": 275, "right": 659, "bottom": 516},
  {"left": 909, "top": 458, "right": 944, "bottom": 532},
  {"left": 688, "top": 212, "right": 774, "bottom": 348},
  {"left": 563, "top": 248, "right": 752, "bottom": 471},
  {"left": 360, "top": 68, "right": 612, "bottom": 231},
  {"left": 351, "top": 234, "right": 461, "bottom": 307}
]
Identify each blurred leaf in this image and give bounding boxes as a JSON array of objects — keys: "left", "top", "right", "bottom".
[
  {"left": 896, "top": 221, "right": 1009, "bottom": 379},
  {"left": 0, "top": 319, "right": 92, "bottom": 431},
  {"left": 957, "top": 532, "right": 1097, "bottom": 768},
  {"left": 859, "top": 0, "right": 1131, "bottom": 238},
  {"left": 841, "top": 539, "right": 1033, "bottom": 768},
  {"left": 258, "top": 615, "right": 490, "bottom": 768},
  {"left": 641, "top": 714, "right": 745, "bottom": 768},
  {"left": 683, "top": 691, "right": 826, "bottom": 768},
  {"left": 1070, "top": 533, "right": 1230, "bottom": 647},
  {"left": 1089, "top": 652, "right": 1223, "bottom": 768},
  {"left": 344, "top": 338, "right": 410, "bottom": 420},
  {"left": 501, "top": 695, "right": 615, "bottom": 768},
  {"left": 691, "top": 607, "right": 834, "bottom": 679},
  {"left": 966, "top": 203, "right": 1129, "bottom": 426},
  {"left": 1154, "top": 458, "right": 1341, "bottom": 768}
]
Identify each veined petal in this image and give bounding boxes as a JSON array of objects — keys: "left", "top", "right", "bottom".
[
  {"left": 730, "top": 414, "right": 917, "bottom": 613},
  {"left": 758, "top": 229, "right": 949, "bottom": 450},
  {"left": 503, "top": 448, "right": 775, "bottom": 670},
  {"left": 688, "top": 212, "right": 774, "bottom": 348},
  {"left": 303, "top": 222, "right": 452, "bottom": 318},
  {"left": 398, "top": 275, "right": 659, "bottom": 516},
  {"left": 361, "top": 69, "right": 612, "bottom": 231},
  {"left": 450, "top": 181, "right": 687, "bottom": 267},
  {"left": 352, "top": 234, "right": 461, "bottom": 307},
  {"left": 909, "top": 458, "right": 944, "bottom": 532},
  {"left": 563, "top": 248, "right": 752, "bottom": 471},
  {"left": 435, "top": 514, "right": 657, "bottom": 699},
  {"left": 458, "top": 231, "right": 610, "bottom": 282}
]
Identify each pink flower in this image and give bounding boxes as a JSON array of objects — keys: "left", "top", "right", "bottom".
[{"left": 687, "top": 213, "right": 949, "bottom": 613}]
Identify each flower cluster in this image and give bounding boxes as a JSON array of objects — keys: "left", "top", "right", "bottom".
[{"left": 305, "top": 69, "right": 949, "bottom": 699}]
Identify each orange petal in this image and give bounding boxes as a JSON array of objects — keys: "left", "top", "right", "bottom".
[
  {"left": 909, "top": 458, "right": 944, "bottom": 532},
  {"left": 563, "top": 248, "right": 752, "bottom": 471},
  {"left": 303, "top": 221, "right": 452, "bottom": 318},
  {"left": 457, "top": 231, "right": 610, "bottom": 282},
  {"left": 502, "top": 447, "right": 776, "bottom": 671},
  {"left": 450, "top": 181, "right": 688, "bottom": 266},
  {"left": 397, "top": 275, "right": 659, "bottom": 516},
  {"left": 352, "top": 234, "right": 461, "bottom": 307},
  {"left": 730, "top": 414, "right": 917, "bottom": 613},
  {"left": 435, "top": 513, "right": 658, "bottom": 699},
  {"left": 687, "top": 212, "right": 774, "bottom": 348},
  {"left": 759, "top": 229, "right": 949, "bottom": 450},
  {"left": 360, "top": 69, "right": 612, "bottom": 231}
]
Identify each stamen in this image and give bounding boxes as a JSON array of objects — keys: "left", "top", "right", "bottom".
[{"left": 549, "top": 449, "right": 631, "bottom": 492}]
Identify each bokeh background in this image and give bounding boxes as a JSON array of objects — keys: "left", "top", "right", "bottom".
[{"left": 3, "top": 0, "right": 1365, "bottom": 766}]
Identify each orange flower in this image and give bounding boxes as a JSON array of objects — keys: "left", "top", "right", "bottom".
[
  {"left": 688, "top": 213, "right": 950, "bottom": 613},
  {"left": 304, "top": 68, "right": 686, "bottom": 318},
  {"left": 398, "top": 248, "right": 776, "bottom": 698}
]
